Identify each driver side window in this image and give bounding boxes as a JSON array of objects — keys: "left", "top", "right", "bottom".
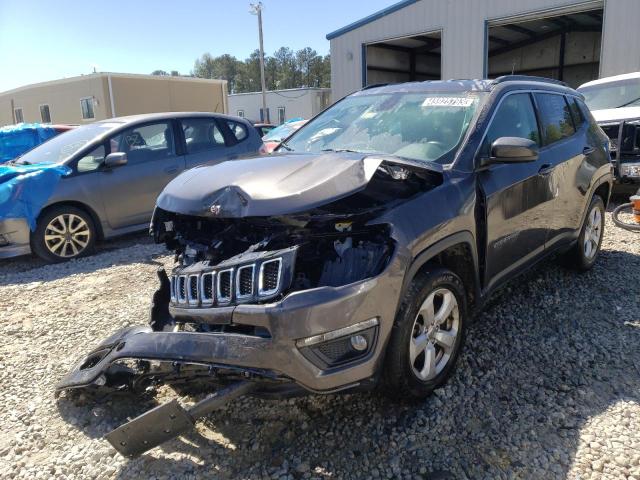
[{"left": 481, "top": 93, "right": 540, "bottom": 156}]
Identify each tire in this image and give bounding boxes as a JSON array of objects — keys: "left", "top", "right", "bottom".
[
  {"left": 31, "top": 205, "right": 96, "bottom": 263},
  {"left": 562, "top": 195, "right": 605, "bottom": 272},
  {"left": 382, "top": 267, "right": 467, "bottom": 401}
]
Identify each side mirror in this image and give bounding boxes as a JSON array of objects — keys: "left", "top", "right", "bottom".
[
  {"left": 480, "top": 137, "right": 539, "bottom": 167},
  {"left": 104, "top": 152, "right": 128, "bottom": 168}
]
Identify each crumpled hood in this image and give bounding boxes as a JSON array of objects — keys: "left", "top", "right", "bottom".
[
  {"left": 591, "top": 106, "right": 640, "bottom": 124},
  {"left": 156, "top": 152, "right": 386, "bottom": 217}
]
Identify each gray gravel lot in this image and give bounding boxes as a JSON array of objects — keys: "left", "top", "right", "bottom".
[{"left": 1, "top": 209, "right": 639, "bottom": 480}]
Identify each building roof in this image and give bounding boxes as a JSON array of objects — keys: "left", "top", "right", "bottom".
[
  {"left": 0, "top": 72, "right": 226, "bottom": 96},
  {"left": 326, "top": 0, "right": 419, "bottom": 40}
]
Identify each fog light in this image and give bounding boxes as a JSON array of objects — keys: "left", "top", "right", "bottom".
[{"left": 350, "top": 334, "right": 368, "bottom": 351}]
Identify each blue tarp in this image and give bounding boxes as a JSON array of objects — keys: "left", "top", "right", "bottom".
[
  {"left": 0, "top": 163, "right": 71, "bottom": 230},
  {"left": 0, "top": 123, "right": 58, "bottom": 164}
]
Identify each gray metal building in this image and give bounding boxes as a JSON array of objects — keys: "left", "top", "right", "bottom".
[{"left": 327, "top": 0, "right": 640, "bottom": 100}]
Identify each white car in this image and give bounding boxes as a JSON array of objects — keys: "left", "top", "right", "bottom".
[{"left": 578, "top": 73, "right": 640, "bottom": 192}]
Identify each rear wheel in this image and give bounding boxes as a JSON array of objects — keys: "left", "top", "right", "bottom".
[
  {"left": 562, "top": 195, "right": 605, "bottom": 271},
  {"left": 382, "top": 268, "right": 467, "bottom": 401},
  {"left": 32, "top": 206, "right": 96, "bottom": 262}
]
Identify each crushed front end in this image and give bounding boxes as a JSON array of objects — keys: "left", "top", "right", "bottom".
[{"left": 56, "top": 153, "right": 443, "bottom": 397}]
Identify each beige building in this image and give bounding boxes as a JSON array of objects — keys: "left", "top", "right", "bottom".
[{"left": 0, "top": 73, "right": 228, "bottom": 127}]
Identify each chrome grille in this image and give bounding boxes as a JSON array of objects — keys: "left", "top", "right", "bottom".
[
  {"left": 170, "top": 275, "right": 177, "bottom": 303},
  {"left": 217, "top": 269, "right": 233, "bottom": 304},
  {"left": 177, "top": 275, "right": 187, "bottom": 304},
  {"left": 170, "top": 252, "right": 290, "bottom": 309},
  {"left": 259, "top": 258, "right": 281, "bottom": 296},
  {"left": 236, "top": 265, "right": 255, "bottom": 299},
  {"left": 187, "top": 274, "right": 199, "bottom": 305},
  {"left": 200, "top": 272, "right": 214, "bottom": 305}
]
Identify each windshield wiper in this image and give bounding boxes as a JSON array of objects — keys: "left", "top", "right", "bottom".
[
  {"left": 278, "top": 141, "right": 293, "bottom": 151},
  {"left": 616, "top": 97, "right": 640, "bottom": 108},
  {"left": 321, "top": 148, "right": 364, "bottom": 154}
]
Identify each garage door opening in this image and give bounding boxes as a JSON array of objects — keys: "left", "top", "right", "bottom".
[
  {"left": 487, "top": 9, "right": 603, "bottom": 88},
  {"left": 363, "top": 31, "right": 441, "bottom": 87}
]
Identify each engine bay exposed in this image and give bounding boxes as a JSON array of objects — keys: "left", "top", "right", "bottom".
[{"left": 151, "top": 161, "right": 442, "bottom": 302}]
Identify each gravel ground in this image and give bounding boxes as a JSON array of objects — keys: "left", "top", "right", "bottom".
[{"left": 1, "top": 208, "right": 639, "bottom": 480}]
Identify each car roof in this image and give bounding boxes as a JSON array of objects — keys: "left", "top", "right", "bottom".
[
  {"left": 578, "top": 71, "right": 640, "bottom": 89},
  {"left": 94, "top": 111, "right": 246, "bottom": 125},
  {"left": 353, "top": 77, "right": 576, "bottom": 97}
]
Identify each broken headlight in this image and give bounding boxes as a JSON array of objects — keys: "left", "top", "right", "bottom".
[{"left": 293, "top": 224, "right": 393, "bottom": 291}]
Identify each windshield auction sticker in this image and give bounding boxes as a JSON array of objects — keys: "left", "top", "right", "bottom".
[{"left": 422, "top": 97, "right": 474, "bottom": 107}]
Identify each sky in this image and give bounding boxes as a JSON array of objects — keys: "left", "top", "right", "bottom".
[{"left": 0, "top": 0, "right": 396, "bottom": 92}]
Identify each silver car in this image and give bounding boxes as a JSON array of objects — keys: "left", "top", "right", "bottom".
[{"left": 0, "top": 112, "right": 264, "bottom": 262}]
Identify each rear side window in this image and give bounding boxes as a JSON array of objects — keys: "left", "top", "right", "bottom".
[
  {"left": 567, "top": 96, "right": 585, "bottom": 128},
  {"left": 181, "top": 118, "right": 226, "bottom": 154},
  {"left": 226, "top": 120, "right": 248, "bottom": 142},
  {"left": 534, "top": 93, "right": 576, "bottom": 145},
  {"left": 482, "top": 93, "right": 540, "bottom": 155}
]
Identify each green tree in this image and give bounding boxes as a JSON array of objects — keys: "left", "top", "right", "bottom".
[
  {"left": 151, "top": 69, "right": 169, "bottom": 76},
  {"left": 273, "top": 47, "right": 297, "bottom": 89},
  {"left": 192, "top": 53, "right": 216, "bottom": 79},
  {"left": 190, "top": 47, "right": 331, "bottom": 93}
]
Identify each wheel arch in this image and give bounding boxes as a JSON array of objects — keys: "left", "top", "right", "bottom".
[
  {"left": 401, "top": 231, "right": 481, "bottom": 315},
  {"left": 36, "top": 201, "right": 104, "bottom": 240},
  {"left": 593, "top": 179, "right": 611, "bottom": 208}
]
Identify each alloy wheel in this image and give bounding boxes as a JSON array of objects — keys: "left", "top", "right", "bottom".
[
  {"left": 410, "top": 288, "right": 460, "bottom": 381},
  {"left": 44, "top": 214, "right": 91, "bottom": 258},
  {"left": 583, "top": 206, "right": 602, "bottom": 260}
]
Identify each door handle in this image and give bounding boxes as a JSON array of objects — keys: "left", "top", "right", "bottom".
[
  {"left": 538, "top": 164, "right": 554, "bottom": 175},
  {"left": 164, "top": 166, "right": 178, "bottom": 174},
  {"left": 583, "top": 146, "right": 595, "bottom": 155}
]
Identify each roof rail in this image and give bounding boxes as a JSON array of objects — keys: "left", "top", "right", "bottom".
[
  {"left": 361, "top": 83, "right": 390, "bottom": 90},
  {"left": 491, "top": 75, "right": 569, "bottom": 87}
]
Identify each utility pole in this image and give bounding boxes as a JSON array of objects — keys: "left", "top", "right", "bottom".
[{"left": 250, "top": 2, "right": 269, "bottom": 123}]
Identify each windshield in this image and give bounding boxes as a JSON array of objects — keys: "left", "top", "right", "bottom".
[
  {"left": 579, "top": 78, "right": 640, "bottom": 110},
  {"left": 14, "top": 123, "right": 115, "bottom": 165},
  {"left": 283, "top": 92, "right": 484, "bottom": 163}
]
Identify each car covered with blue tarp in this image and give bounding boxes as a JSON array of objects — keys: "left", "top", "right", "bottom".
[{"left": 0, "top": 123, "right": 73, "bottom": 164}]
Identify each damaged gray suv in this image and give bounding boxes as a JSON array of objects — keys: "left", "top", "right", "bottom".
[{"left": 58, "top": 76, "right": 612, "bottom": 457}]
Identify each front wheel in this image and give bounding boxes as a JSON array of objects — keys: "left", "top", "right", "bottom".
[
  {"left": 31, "top": 206, "right": 96, "bottom": 262},
  {"left": 382, "top": 268, "right": 467, "bottom": 401},
  {"left": 562, "top": 195, "right": 605, "bottom": 271}
]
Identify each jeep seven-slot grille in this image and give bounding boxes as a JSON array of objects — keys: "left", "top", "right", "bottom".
[
  {"left": 236, "top": 265, "right": 254, "bottom": 298},
  {"left": 170, "top": 255, "right": 288, "bottom": 308},
  {"left": 217, "top": 269, "right": 233, "bottom": 303},
  {"left": 260, "top": 259, "right": 281, "bottom": 294},
  {"left": 177, "top": 276, "right": 187, "bottom": 303},
  {"left": 201, "top": 272, "right": 214, "bottom": 305}
]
